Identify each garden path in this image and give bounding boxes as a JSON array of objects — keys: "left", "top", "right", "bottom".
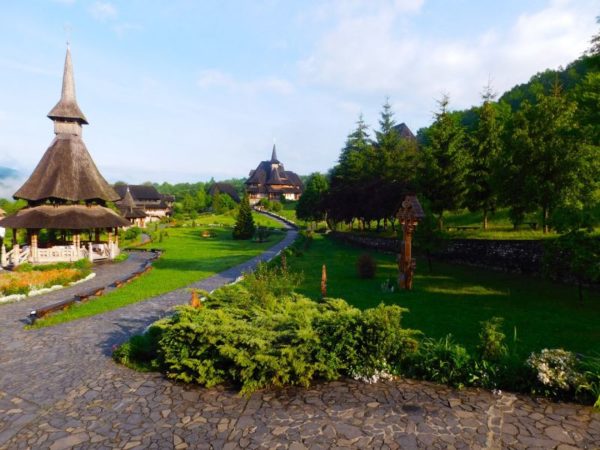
[{"left": 0, "top": 221, "right": 598, "bottom": 449}]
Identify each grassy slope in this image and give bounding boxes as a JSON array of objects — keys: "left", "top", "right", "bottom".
[
  {"left": 287, "top": 234, "right": 600, "bottom": 356},
  {"left": 33, "top": 221, "right": 285, "bottom": 328}
]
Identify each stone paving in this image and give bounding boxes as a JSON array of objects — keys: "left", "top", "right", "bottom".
[{"left": 0, "top": 222, "right": 599, "bottom": 449}]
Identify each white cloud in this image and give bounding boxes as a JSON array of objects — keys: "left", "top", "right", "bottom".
[
  {"left": 113, "top": 22, "right": 142, "bottom": 38},
  {"left": 300, "top": 0, "right": 598, "bottom": 115},
  {"left": 89, "top": 1, "right": 118, "bottom": 21},
  {"left": 197, "top": 69, "right": 294, "bottom": 95}
]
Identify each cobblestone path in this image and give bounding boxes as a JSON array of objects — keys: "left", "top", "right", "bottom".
[{"left": 0, "top": 223, "right": 599, "bottom": 449}]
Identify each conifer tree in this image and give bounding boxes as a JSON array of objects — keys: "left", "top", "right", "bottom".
[
  {"left": 419, "top": 95, "right": 469, "bottom": 230},
  {"left": 233, "top": 193, "right": 256, "bottom": 240},
  {"left": 465, "top": 84, "right": 503, "bottom": 230}
]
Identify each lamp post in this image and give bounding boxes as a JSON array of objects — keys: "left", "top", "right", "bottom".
[{"left": 396, "top": 195, "right": 425, "bottom": 290}]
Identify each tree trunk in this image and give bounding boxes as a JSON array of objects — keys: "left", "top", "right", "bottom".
[
  {"left": 483, "top": 210, "right": 488, "bottom": 230},
  {"left": 542, "top": 207, "right": 549, "bottom": 234}
]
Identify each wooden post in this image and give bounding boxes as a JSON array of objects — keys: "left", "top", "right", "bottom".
[
  {"left": 74, "top": 232, "right": 81, "bottom": 260},
  {"left": 31, "top": 232, "right": 38, "bottom": 263},
  {"left": 321, "top": 264, "right": 327, "bottom": 299},
  {"left": 396, "top": 195, "right": 424, "bottom": 291},
  {"left": 107, "top": 229, "right": 114, "bottom": 260},
  {"left": 12, "top": 243, "right": 20, "bottom": 267},
  {"left": 190, "top": 289, "right": 201, "bottom": 308}
]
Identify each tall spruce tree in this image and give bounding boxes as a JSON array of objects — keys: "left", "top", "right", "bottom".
[
  {"left": 465, "top": 85, "right": 503, "bottom": 230},
  {"left": 419, "top": 95, "right": 469, "bottom": 229},
  {"left": 326, "top": 114, "right": 373, "bottom": 226},
  {"left": 233, "top": 193, "right": 256, "bottom": 239}
]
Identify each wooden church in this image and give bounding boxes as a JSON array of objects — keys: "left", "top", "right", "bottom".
[
  {"left": 0, "top": 47, "right": 129, "bottom": 267},
  {"left": 245, "top": 145, "right": 303, "bottom": 205}
]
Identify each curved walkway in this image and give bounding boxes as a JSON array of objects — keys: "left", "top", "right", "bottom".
[{"left": 0, "top": 222, "right": 598, "bottom": 449}]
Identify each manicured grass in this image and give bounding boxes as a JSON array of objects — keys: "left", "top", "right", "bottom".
[
  {"left": 31, "top": 226, "right": 286, "bottom": 328},
  {"left": 286, "top": 234, "right": 600, "bottom": 356},
  {"left": 182, "top": 211, "right": 287, "bottom": 229},
  {"left": 277, "top": 202, "right": 299, "bottom": 223}
]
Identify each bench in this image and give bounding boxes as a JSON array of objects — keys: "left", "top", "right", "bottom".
[
  {"left": 30, "top": 297, "right": 78, "bottom": 321},
  {"left": 75, "top": 286, "right": 105, "bottom": 302}
]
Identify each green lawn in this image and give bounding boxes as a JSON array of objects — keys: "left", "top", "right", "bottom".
[
  {"left": 286, "top": 234, "right": 600, "bottom": 357},
  {"left": 31, "top": 225, "right": 286, "bottom": 328}
]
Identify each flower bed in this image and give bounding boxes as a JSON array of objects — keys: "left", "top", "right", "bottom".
[{"left": 0, "top": 260, "right": 92, "bottom": 302}]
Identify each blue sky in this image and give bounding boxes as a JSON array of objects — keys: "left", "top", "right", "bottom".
[{"left": 0, "top": 0, "right": 597, "bottom": 196}]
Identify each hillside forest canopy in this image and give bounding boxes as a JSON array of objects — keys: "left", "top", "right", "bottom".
[{"left": 313, "top": 49, "right": 600, "bottom": 235}]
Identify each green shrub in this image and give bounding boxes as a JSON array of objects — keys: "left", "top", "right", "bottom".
[
  {"left": 113, "top": 324, "right": 165, "bottom": 371},
  {"left": 477, "top": 317, "right": 508, "bottom": 362},
  {"left": 124, "top": 227, "right": 142, "bottom": 241},
  {"left": 356, "top": 253, "right": 377, "bottom": 279},
  {"left": 116, "top": 265, "right": 419, "bottom": 394},
  {"left": 404, "top": 335, "right": 472, "bottom": 388}
]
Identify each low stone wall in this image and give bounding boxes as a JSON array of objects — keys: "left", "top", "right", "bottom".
[
  {"left": 432, "top": 239, "right": 545, "bottom": 275},
  {"left": 329, "top": 232, "right": 544, "bottom": 275}
]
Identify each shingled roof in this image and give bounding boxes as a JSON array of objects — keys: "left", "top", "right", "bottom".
[
  {"left": 47, "top": 46, "right": 88, "bottom": 124},
  {"left": 0, "top": 205, "right": 129, "bottom": 230},
  {"left": 117, "top": 187, "right": 147, "bottom": 219},
  {"left": 393, "top": 123, "right": 416, "bottom": 141},
  {"left": 114, "top": 185, "right": 163, "bottom": 201},
  {"left": 14, "top": 134, "right": 120, "bottom": 203}
]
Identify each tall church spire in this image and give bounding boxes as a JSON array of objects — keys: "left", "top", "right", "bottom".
[
  {"left": 47, "top": 45, "right": 88, "bottom": 134},
  {"left": 270, "top": 144, "right": 280, "bottom": 164}
]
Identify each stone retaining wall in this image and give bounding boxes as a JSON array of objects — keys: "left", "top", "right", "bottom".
[{"left": 330, "top": 232, "right": 544, "bottom": 275}]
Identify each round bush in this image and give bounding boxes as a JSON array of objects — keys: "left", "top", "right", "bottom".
[{"left": 357, "top": 253, "right": 377, "bottom": 279}]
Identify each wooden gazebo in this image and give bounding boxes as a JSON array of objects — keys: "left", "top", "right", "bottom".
[{"left": 0, "top": 46, "right": 129, "bottom": 268}]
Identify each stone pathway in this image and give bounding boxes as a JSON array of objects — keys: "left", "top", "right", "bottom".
[{"left": 0, "top": 222, "right": 598, "bottom": 449}]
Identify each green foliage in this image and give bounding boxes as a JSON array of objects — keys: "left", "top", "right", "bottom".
[
  {"left": 233, "top": 194, "right": 256, "bottom": 240},
  {"left": 465, "top": 88, "right": 504, "bottom": 228},
  {"left": 477, "top": 317, "right": 508, "bottom": 362},
  {"left": 123, "top": 226, "right": 142, "bottom": 241},
  {"left": 404, "top": 335, "right": 471, "bottom": 388},
  {"left": 501, "top": 88, "right": 599, "bottom": 232},
  {"left": 419, "top": 95, "right": 470, "bottom": 229},
  {"left": 296, "top": 172, "right": 329, "bottom": 223},
  {"left": 543, "top": 231, "right": 600, "bottom": 302},
  {"left": 113, "top": 323, "right": 166, "bottom": 371},
  {"left": 254, "top": 226, "right": 270, "bottom": 243},
  {"left": 356, "top": 253, "right": 377, "bottom": 279},
  {"left": 119, "top": 265, "right": 419, "bottom": 394}
]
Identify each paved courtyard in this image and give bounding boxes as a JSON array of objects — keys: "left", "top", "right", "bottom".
[{"left": 0, "top": 225, "right": 598, "bottom": 449}]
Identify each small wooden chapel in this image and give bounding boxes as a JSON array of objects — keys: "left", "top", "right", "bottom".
[{"left": 0, "top": 46, "right": 129, "bottom": 267}]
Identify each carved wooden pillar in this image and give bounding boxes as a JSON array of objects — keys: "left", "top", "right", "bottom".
[
  {"left": 107, "top": 229, "right": 114, "bottom": 260},
  {"left": 1, "top": 244, "right": 6, "bottom": 267},
  {"left": 31, "top": 232, "right": 38, "bottom": 263},
  {"left": 396, "top": 195, "right": 424, "bottom": 291}
]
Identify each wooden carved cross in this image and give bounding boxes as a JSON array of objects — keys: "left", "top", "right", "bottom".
[{"left": 396, "top": 195, "right": 425, "bottom": 290}]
